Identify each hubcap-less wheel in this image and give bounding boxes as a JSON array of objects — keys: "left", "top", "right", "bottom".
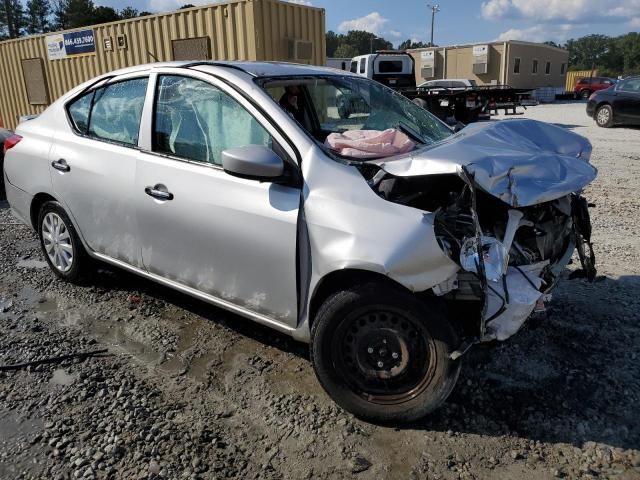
[
  {"left": 332, "top": 308, "right": 435, "bottom": 405},
  {"left": 596, "top": 107, "right": 610, "bottom": 126},
  {"left": 42, "top": 212, "right": 74, "bottom": 273}
]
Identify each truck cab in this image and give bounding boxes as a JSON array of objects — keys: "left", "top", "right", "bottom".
[{"left": 350, "top": 53, "right": 416, "bottom": 90}]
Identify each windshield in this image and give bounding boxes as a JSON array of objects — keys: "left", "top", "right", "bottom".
[{"left": 259, "top": 75, "right": 452, "bottom": 155}]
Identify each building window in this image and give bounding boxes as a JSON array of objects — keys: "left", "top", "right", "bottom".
[
  {"left": 560, "top": 63, "right": 566, "bottom": 75},
  {"left": 545, "top": 61, "right": 551, "bottom": 74},
  {"left": 532, "top": 59, "right": 539, "bottom": 74},
  {"left": 513, "top": 57, "right": 521, "bottom": 74}
]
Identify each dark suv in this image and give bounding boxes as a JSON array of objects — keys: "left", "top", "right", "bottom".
[{"left": 574, "top": 77, "right": 616, "bottom": 99}]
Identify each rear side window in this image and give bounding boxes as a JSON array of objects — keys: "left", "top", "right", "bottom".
[
  {"left": 359, "top": 59, "right": 366, "bottom": 74},
  {"left": 513, "top": 57, "right": 521, "bottom": 74},
  {"left": 350, "top": 61, "right": 357, "bottom": 73},
  {"left": 88, "top": 78, "right": 148, "bottom": 146},
  {"left": 68, "top": 92, "right": 94, "bottom": 134},
  {"left": 67, "top": 77, "right": 148, "bottom": 146}
]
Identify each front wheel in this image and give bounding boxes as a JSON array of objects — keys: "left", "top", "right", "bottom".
[
  {"left": 595, "top": 104, "right": 613, "bottom": 128},
  {"left": 310, "top": 282, "right": 461, "bottom": 423},
  {"left": 580, "top": 89, "right": 592, "bottom": 99}
]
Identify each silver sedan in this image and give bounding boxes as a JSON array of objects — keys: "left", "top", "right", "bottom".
[{"left": 3, "top": 61, "right": 597, "bottom": 422}]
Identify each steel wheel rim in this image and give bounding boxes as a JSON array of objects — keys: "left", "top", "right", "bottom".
[
  {"left": 42, "top": 212, "right": 74, "bottom": 273},
  {"left": 331, "top": 307, "right": 436, "bottom": 406},
  {"left": 597, "top": 108, "right": 610, "bottom": 125}
]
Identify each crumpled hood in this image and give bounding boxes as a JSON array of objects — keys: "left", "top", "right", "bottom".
[{"left": 369, "top": 119, "right": 597, "bottom": 207}]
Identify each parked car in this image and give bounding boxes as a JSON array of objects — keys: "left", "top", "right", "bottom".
[
  {"left": 3, "top": 62, "right": 598, "bottom": 423},
  {"left": 586, "top": 76, "right": 640, "bottom": 127},
  {"left": 1, "top": 128, "right": 14, "bottom": 200},
  {"left": 574, "top": 76, "right": 616, "bottom": 99}
]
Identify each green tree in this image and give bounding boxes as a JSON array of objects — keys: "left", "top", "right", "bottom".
[
  {"left": 398, "top": 39, "right": 428, "bottom": 50},
  {"left": 326, "top": 30, "right": 340, "bottom": 57},
  {"left": 138, "top": 10, "right": 151, "bottom": 16},
  {"left": 119, "top": 6, "right": 138, "bottom": 19},
  {"left": 0, "top": 0, "right": 26, "bottom": 38},
  {"left": 25, "top": 0, "right": 51, "bottom": 34},
  {"left": 333, "top": 43, "right": 358, "bottom": 59},
  {"left": 64, "top": 0, "right": 94, "bottom": 28},
  {"left": 179, "top": 4, "right": 194, "bottom": 8},
  {"left": 52, "top": 0, "right": 69, "bottom": 29},
  {"left": 565, "top": 34, "right": 610, "bottom": 70},
  {"left": 93, "top": 5, "right": 119, "bottom": 23}
]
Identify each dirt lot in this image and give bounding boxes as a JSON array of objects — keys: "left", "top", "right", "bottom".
[{"left": 1, "top": 101, "right": 639, "bottom": 480}]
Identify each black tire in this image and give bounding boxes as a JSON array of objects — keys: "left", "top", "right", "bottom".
[
  {"left": 37, "top": 201, "right": 90, "bottom": 283},
  {"left": 595, "top": 104, "right": 613, "bottom": 128},
  {"left": 580, "top": 89, "right": 592, "bottom": 99},
  {"left": 412, "top": 98, "right": 428, "bottom": 110},
  {"left": 310, "top": 282, "right": 461, "bottom": 423}
]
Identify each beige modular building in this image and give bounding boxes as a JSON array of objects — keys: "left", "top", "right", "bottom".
[
  {"left": 0, "top": 0, "right": 325, "bottom": 130},
  {"left": 408, "top": 40, "right": 568, "bottom": 94}
]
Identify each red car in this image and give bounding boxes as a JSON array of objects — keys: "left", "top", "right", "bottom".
[{"left": 574, "top": 76, "right": 616, "bottom": 99}]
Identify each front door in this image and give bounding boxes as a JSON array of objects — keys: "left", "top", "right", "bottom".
[
  {"left": 135, "top": 73, "right": 300, "bottom": 325},
  {"left": 50, "top": 76, "right": 148, "bottom": 267},
  {"left": 614, "top": 78, "right": 640, "bottom": 122}
]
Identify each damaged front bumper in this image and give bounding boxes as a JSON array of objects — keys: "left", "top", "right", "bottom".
[{"left": 364, "top": 119, "right": 598, "bottom": 347}]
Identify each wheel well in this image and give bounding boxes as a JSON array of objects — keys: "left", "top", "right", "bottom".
[
  {"left": 308, "top": 269, "right": 417, "bottom": 328},
  {"left": 30, "top": 193, "right": 57, "bottom": 230}
]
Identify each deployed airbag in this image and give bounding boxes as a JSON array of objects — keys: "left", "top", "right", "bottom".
[{"left": 325, "top": 129, "right": 415, "bottom": 159}]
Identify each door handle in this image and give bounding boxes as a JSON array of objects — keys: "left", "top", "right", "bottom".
[
  {"left": 51, "top": 159, "right": 70, "bottom": 172},
  {"left": 145, "top": 185, "right": 174, "bottom": 201}
]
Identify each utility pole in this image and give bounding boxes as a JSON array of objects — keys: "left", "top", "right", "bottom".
[{"left": 427, "top": 3, "right": 440, "bottom": 47}]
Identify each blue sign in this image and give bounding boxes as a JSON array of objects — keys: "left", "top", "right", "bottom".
[{"left": 63, "top": 29, "right": 96, "bottom": 56}]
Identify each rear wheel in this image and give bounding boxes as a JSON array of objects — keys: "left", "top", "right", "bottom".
[
  {"left": 595, "top": 104, "right": 613, "bottom": 128},
  {"left": 310, "top": 282, "right": 461, "bottom": 423},
  {"left": 38, "top": 201, "right": 90, "bottom": 283}
]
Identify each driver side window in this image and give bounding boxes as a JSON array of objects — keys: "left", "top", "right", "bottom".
[{"left": 152, "top": 75, "right": 273, "bottom": 166}]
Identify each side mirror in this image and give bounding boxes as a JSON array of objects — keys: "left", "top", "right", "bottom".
[{"left": 221, "top": 145, "right": 284, "bottom": 181}]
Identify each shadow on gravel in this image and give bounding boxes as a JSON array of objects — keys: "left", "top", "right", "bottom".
[
  {"left": 85, "top": 260, "right": 640, "bottom": 451},
  {"left": 86, "top": 264, "right": 309, "bottom": 359},
  {"left": 408, "top": 274, "right": 640, "bottom": 452}
]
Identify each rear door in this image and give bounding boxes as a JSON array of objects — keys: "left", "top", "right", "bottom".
[
  {"left": 50, "top": 75, "right": 148, "bottom": 267},
  {"left": 134, "top": 71, "right": 301, "bottom": 326}
]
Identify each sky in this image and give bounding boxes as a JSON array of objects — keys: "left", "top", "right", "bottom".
[{"left": 99, "top": 0, "right": 640, "bottom": 45}]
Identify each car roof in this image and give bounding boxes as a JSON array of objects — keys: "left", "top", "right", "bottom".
[{"left": 103, "top": 60, "right": 355, "bottom": 79}]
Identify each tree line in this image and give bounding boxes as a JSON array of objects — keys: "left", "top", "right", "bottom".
[
  {"left": 0, "top": 0, "right": 152, "bottom": 39},
  {"left": 326, "top": 30, "right": 429, "bottom": 58},
  {"left": 560, "top": 33, "right": 640, "bottom": 77}
]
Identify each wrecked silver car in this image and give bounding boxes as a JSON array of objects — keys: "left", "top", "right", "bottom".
[{"left": 3, "top": 62, "right": 597, "bottom": 423}]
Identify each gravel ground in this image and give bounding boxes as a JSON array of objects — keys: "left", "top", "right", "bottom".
[{"left": 1, "top": 101, "right": 639, "bottom": 480}]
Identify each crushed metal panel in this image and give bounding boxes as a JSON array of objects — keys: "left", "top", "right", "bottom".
[
  {"left": 21, "top": 58, "right": 50, "bottom": 106},
  {"left": 370, "top": 119, "right": 597, "bottom": 207}
]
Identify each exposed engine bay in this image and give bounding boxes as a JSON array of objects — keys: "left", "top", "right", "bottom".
[{"left": 361, "top": 166, "right": 596, "bottom": 345}]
